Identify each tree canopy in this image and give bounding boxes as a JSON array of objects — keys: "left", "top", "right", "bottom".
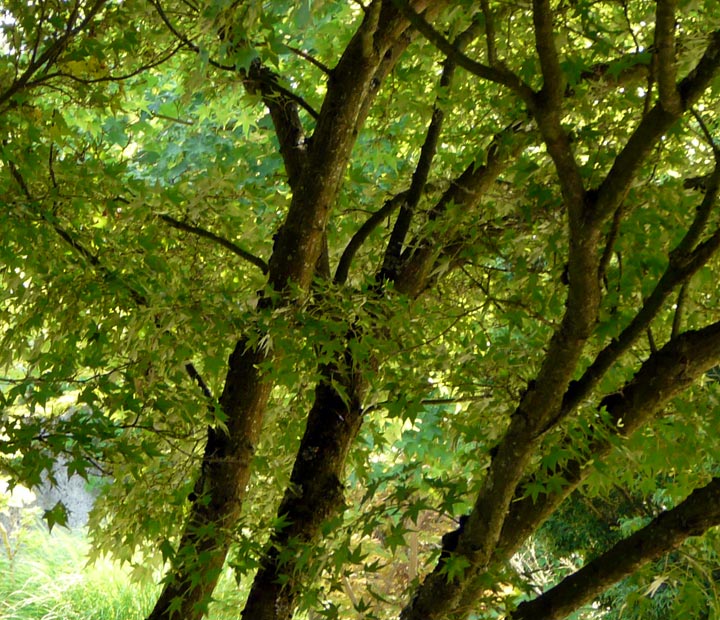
[{"left": 2, "top": 0, "right": 720, "bottom": 619}]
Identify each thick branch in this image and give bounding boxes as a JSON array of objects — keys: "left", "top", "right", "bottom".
[
  {"left": 533, "top": 0, "right": 565, "bottom": 108},
  {"left": 160, "top": 214, "right": 269, "bottom": 274},
  {"left": 479, "top": 0, "right": 497, "bottom": 66},
  {"left": 268, "top": 2, "right": 409, "bottom": 291},
  {"left": 242, "top": 355, "right": 367, "bottom": 620},
  {"left": 655, "top": 0, "right": 682, "bottom": 114},
  {"left": 243, "top": 60, "right": 311, "bottom": 189},
  {"left": 592, "top": 29, "right": 720, "bottom": 226},
  {"left": 441, "top": 136, "right": 598, "bottom": 616},
  {"left": 496, "top": 319, "right": 720, "bottom": 560},
  {"left": 530, "top": 0, "right": 586, "bottom": 230},
  {"left": 512, "top": 477, "right": 720, "bottom": 620}
]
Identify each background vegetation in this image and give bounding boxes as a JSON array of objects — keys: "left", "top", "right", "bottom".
[{"left": 2, "top": 0, "right": 720, "bottom": 619}]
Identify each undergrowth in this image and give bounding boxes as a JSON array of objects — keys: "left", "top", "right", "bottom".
[{"left": 0, "top": 524, "right": 248, "bottom": 620}]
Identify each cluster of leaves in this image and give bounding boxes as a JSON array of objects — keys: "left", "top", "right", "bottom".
[{"left": 2, "top": 0, "right": 720, "bottom": 619}]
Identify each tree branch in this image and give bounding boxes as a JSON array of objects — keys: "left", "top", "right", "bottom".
[
  {"left": 592, "top": 29, "right": 720, "bottom": 226},
  {"left": 598, "top": 205, "right": 623, "bottom": 286},
  {"left": 671, "top": 283, "right": 687, "bottom": 339},
  {"left": 561, "top": 159, "right": 720, "bottom": 417},
  {"left": 532, "top": 0, "right": 565, "bottom": 108},
  {"left": 159, "top": 214, "right": 269, "bottom": 275},
  {"left": 0, "top": 0, "right": 109, "bottom": 112},
  {"left": 242, "top": 61, "right": 311, "bottom": 189},
  {"left": 530, "top": 0, "right": 586, "bottom": 231},
  {"left": 692, "top": 107, "right": 720, "bottom": 159},
  {"left": 284, "top": 44, "right": 332, "bottom": 75},
  {"left": 334, "top": 191, "right": 407, "bottom": 285},
  {"left": 391, "top": 0, "right": 535, "bottom": 102},
  {"left": 380, "top": 17, "right": 483, "bottom": 282},
  {"left": 394, "top": 122, "right": 528, "bottom": 298},
  {"left": 654, "top": 0, "right": 682, "bottom": 114},
  {"left": 148, "top": 0, "right": 235, "bottom": 71},
  {"left": 184, "top": 362, "right": 214, "bottom": 402},
  {"left": 151, "top": 0, "right": 315, "bottom": 190},
  {"left": 267, "top": 2, "right": 411, "bottom": 291},
  {"left": 512, "top": 477, "right": 720, "bottom": 620},
  {"left": 432, "top": 163, "right": 720, "bottom": 616},
  {"left": 495, "top": 319, "right": 720, "bottom": 562},
  {"left": 30, "top": 44, "right": 183, "bottom": 86},
  {"left": 479, "top": 0, "right": 498, "bottom": 66}
]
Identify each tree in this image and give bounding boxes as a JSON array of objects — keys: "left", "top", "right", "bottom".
[{"left": 2, "top": 0, "right": 720, "bottom": 619}]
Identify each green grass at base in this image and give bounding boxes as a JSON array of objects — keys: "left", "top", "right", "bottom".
[
  {"left": 0, "top": 526, "right": 157, "bottom": 620},
  {"left": 0, "top": 525, "right": 251, "bottom": 620}
]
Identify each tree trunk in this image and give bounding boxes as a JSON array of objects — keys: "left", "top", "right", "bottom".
[
  {"left": 148, "top": 339, "right": 273, "bottom": 620},
  {"left": 242, "top": 356, "right": 367, "bottom": 620},
  {"left": 145, "top": 4, "right": 420, "bottom": 616}
]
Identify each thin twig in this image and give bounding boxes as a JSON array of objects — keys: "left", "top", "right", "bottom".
[
  {"left": 159, "top": 214, "right": 269, "bottom": 274},
  {"left": 598, "top": 205, "right": 623, "bottom": 287},
  {"left": 647, "top": 327, "right": 658, "bottom": 354},
  {"left": 149, "top": 0, "right": 235, "bottom": 71},
  {"left": 33, "top": 44, "right": 183, "bottom": 86},
  {"left": 285, "top": 44, "right": 332, "bottom": 74},
  {"left": 185, "top": 362, "right": 214, "bottom": 401},
  {"left": 691, "top": 108, "right": 720, "bottom": 160}
]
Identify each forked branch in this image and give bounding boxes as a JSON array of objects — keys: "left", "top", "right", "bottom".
[
  {"left": 335, "top": 192, "right": 407, "bottom": 285},
  {"left": 391, "top": 0, "right": 535, "bottom": 102}
]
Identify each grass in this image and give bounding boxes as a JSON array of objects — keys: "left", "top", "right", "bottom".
[
  {"left": 0, "top": 523, "right": 254, "bottom": 620},
  {"left": 0, "top": 525, "right": 157, "bottom": 619}
]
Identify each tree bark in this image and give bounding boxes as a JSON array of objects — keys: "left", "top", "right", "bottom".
[
  {"left": 241, "top": 357, "right": 367, "bottom": 620},
  {"left": 147, "top": 3, "right": 433, "bottom": 618},
  {"left": 148, "top": 340, "right": 272, "bottom": 620},
  {"left": 512, "top": 477, "right": 720, "bottom": 620}
]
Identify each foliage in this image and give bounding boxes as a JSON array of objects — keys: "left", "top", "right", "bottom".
[
  {"left": 0, "top": 525, "right": 156, "bottom": 620},
  {"left": 0, "top": 522, "right": 259, "bottom": 620},
  {"left": 1, "top": 0, "right": 720, "bottom": 619}
]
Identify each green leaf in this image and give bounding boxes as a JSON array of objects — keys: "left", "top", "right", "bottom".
[{"left": 43, "top": 501, "right": 69, "bottom": 532}]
